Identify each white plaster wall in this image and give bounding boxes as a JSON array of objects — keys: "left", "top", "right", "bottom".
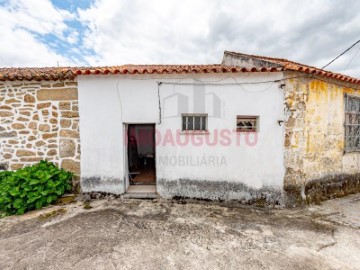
[
  {"left": 78, "top": 72, "right": 285, "bottom": 197},
  {"left": 77, "top": 78, "right": 124, "bottom": 193}
]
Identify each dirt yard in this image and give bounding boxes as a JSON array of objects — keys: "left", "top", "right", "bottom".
[{"left": 0, "top": 194, "right": 359, "bottom": 270}]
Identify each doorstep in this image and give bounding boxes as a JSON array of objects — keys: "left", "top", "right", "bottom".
[{"left": 124, "top": 185, "right": 158, "bottom": 199}]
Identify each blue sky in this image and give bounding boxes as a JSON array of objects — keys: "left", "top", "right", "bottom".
[
  {"left": 51, "top": 0, "right": 93, "bottom": 11},
  {"left": 0, "top": 0, "right": 359, "bottom": 78},
  {"left": 47, "top": 0, "right": 94, "bottom": 65},
  {"left": 0, "top": 0, "right": 97, "bottom": 66}
]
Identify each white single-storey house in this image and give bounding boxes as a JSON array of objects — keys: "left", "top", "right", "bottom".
[{"left": 1, "top": 51, "right": 360, "bottom": 205}]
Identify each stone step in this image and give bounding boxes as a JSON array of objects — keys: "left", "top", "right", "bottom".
[{"left": 123, "top": 193, "right": 158, "bottom": 199}]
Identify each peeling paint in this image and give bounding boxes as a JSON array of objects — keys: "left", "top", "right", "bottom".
[
  {"left": 157, "top": 179, "right": 283, "bottom": 206},
  {"left": 284, "top": 72, "right": 360, "bottom": 204},
  {"left": 81, "top": 176, "right": 125, "bottom": 194}
]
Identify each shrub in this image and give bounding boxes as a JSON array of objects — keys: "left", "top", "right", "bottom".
[{"left": 0, "top": 161, "right": 73, "bottom": 216}]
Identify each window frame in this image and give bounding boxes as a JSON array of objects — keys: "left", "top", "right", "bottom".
[
  {"left": 181, "top": 113, "right": 208, "bottom": 132},
  {"left": 344, "top": 94, "right": 360, "bottom": 153},
  {"left": 236, "top": 115, "right": 259, "bottom": 132}
]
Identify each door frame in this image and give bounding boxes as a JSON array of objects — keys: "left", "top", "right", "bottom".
[{"left": 123, "top": 122, "right": 157, "bottom": 190}]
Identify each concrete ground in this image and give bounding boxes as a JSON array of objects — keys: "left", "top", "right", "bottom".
[{"left": 0, "top": 194, "right": 359, "bottom": 270}]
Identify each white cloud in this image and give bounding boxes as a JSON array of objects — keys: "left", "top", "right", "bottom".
[
  {"left": 0, "top": 0, "right": 76, "bottom": 67},
  {"left": 1, "top": 0, "right": 360, "bottom": 78},
  {"left": 66, "top": 31, "right": 79, "bottom": 44},
  {"left": 78, "top": 0, "right": 220, "bottom": 65},
  {"left": 3, "top": 0, "right": 73, "bottom": 35},
  {"left": 0, "top": 26, "right": 71, "bottom": 67},
  {"left": 77, "top": 0, "right": 360, "bottom": 77}
]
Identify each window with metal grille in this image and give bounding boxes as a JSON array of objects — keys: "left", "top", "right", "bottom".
[
  {"left": 236, "top": 116, "right": 258, "bottom": 132},
  {"left": 182, "top": 114, "right": 207, "bottom": 131},
  {"left": 345, "top": 94, "right": 360, "bottom": 152}
]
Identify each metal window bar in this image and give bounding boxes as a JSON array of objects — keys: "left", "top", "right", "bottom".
[
  {"left": 237, "top": 116, "right": 257, "bottom": 132},
  {"left": 182, "top": 114, "right": 207, "bottom": 131},
  {"left": 345, "top": 95, "right": 360, "bottom": 152}
]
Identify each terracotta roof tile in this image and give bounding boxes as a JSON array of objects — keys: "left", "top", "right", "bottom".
[
  {"left": 0, "top": 52, "right": 359, "bottom": 85},
  {"left": 73, "top": 64, "right": 284, "bottom": 76},
  {"left": 0, "top": 67, "right": 75, "bottom": 81},
  {"left": 224, "top": 51, "right": 360, "bottom": 84},
  {"left": 0, "top": 64, "right": 284, "bottom": 82}
]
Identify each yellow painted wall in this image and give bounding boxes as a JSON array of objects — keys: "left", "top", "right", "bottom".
[
  {"left": 284, "top": 74, "right": 360, "bottom": 187},
  {"left": 305, "top": 80, "right": 360, "bottom": 179}
]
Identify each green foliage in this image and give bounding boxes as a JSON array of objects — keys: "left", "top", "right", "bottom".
[{"left": 0, "top": 161, "right": 73, "bottom": 216}]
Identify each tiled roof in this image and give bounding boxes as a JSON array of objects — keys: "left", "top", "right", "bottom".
[
  {"left": 0, "top": 65, "right": 284, "bottom": 81},
  {"left": 73, "top": 64, "right": 284, "bottom": 76},
  {"left": 0, "top": 53, "right": 359, "bottom": 84},
  {"left": 224, "top": 51, "right": 360, "bottom": 84},
  {"left": 0, "top": 67, "right": 75, "bottom": 81}
]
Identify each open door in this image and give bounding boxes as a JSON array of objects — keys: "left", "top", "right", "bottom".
[{"left": 127, "top": 124, "right": 156, "bottom": 186}]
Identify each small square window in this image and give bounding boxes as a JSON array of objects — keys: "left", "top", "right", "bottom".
[
  {"left": 182, "top": 114, "right": 207, "bottom": 131},
  {"left": 236, "top": 116, "right": 258, "bottom": 132}
]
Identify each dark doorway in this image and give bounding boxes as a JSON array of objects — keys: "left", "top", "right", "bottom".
[{"left": 127, "top": 124, "right": 156, "bottom": 185}]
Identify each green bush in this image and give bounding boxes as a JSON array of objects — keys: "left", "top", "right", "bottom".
[{"left": 0, "top": 161, "right": 73, "bottom": 216}]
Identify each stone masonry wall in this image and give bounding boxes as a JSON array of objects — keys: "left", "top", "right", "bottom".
[
  {"left": 283, "top": 73, "right": 308, "bottom": 205},
  {"left": 284, "top": 72, "right": 360, "bottom": 205},
  {"left": 0, "top": 80, "right": 80, "bottom": 190}
]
